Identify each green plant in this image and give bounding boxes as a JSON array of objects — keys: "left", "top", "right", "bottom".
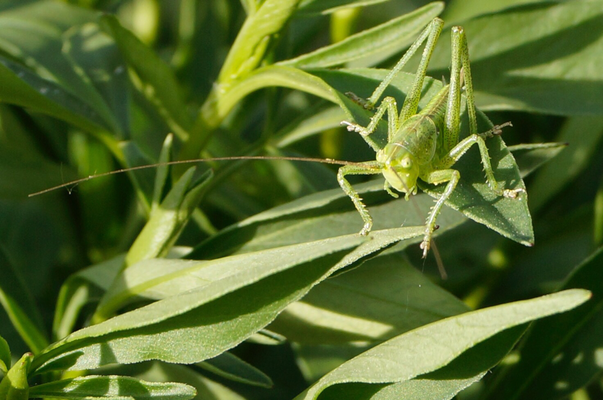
[{"left": 1, "top": 1, "right": 602, "bottom": 399}]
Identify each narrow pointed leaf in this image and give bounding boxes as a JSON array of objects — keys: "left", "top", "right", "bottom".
[
  {"left": 32, "top": 228, "right": 421, "bottom": 373},
  {"left": 218, "top": 0, "right": 301, "bottom": 84},
  {"left": 0, "top": 246, "right": 48, "bottom": 354},
  {"left": 198, "top": 352, "right": 272, "bottom": 388},
  {"left": 529, "top": 116, "right": 603, "bottom": 211},
  {"left": 63, "top": 23, "right": 130, "bottom": 137},
  {"left": 0, "top": 57, "right": 108, "bottom": 132},
  {"left": 269, "top": 253, "right": 469, "bottom": 344},
  {"left": 485, "top": 248, "right": 603, "bottom": 400},
  {"left": 28, "top": 375, "right": 196, "bottom": 400},
  {"left": 295, "top": 289, "right": 591, "bottom": 399},
  {"left": 508, "top": 142, "right": 567, "bottom": 179},
  {"left": 190, "top": 181, "right": 466, "bottom": 259},
  {"left": 281, "top": 2, "right": 443, "bottom": 68},
  {"left": 0, "top": 336, "right": 9, "bottom": 373},
  {"left": 0, "top": 353, "right": 32, "bottom": 400},
  {"left": 100, "top": 15, "right": 192, "bottom": 139},
  {"left": 123, "top": 168, "right": 211, "bottom": 269}
]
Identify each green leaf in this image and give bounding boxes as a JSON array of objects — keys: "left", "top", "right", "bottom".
[
  {"left": 484, "top": 248, "right": 603, "bottom": 400},
  {"left": 442, "top": 0, "right": 542, "bottom": 22},
  {"left": 28, "top": 375, "right": 196, "bottom": 400},
  {"left": 132, "top": 362, "right": 246, "bottom": 400},
  {"left": 99, "top": 15, "right": 192, "bottom": 140},
  {"left": 280, "top": 2, "right": 443, "bottom": 68},
  {"left": 272, "top": 105, "right": 345, "bottom": 148},
  {"left": 63, "top": 23, "right": 130, "bottom": 137},
  {"left": 528, "top": 116, "right": 603, "bottom": 211},
  {"left": 0, "top": 353, "right": 32, "bottom": 400},
  {"left": 215, "top": 65, "right": 345, "bottom": 123},
  {"left": 198, "top": 352, "right": 273, "bottom": 388},
  {"left": 508, "top": 142, "right": 567, "bottom": 179},
  {"left": 0, "top": 246, "right": 48, "bottom": 354},
  {"left": 0, "top": 337, "right": 9, "bottom": 373},
  {"left": 311, "top": 68, "right": 534, "bottom": 247},
  {"left": 191, "top": 181, "right": 466, "bottom": 259},
  {"left": 218, "top": 0, "right": 302, "bottom": 85},
  {"left": 0, "top": 57, "right": 108, "bottom": 132},
  {"left": 53, "top": 255, "right": 125, "bottom": 340},
  {"left": 294, "top": 289, "right": 591, "bottom": 399},
  {"left": 32, "top": 228, "right": 420, "bottom": 373},
  {"left": 316, "top": 374, "right": 485, "bottom": 400},
  {"left": 269, "top": 253, "right": 469, "bottom": 344},
  {"left": 428, "top": 1, "right": 603, "bottom": 116},
  {"left": 297, "top": 0, "right": 391, "bottom": 16},
  {"left": 0, "top": 136, "right": 78, "bottom": 199},
  {"left": 0, "top": 1, "right": 104, "bottom": 110},
  {"left": 122, "top": 168, "right": 212, "bottom": 270}
]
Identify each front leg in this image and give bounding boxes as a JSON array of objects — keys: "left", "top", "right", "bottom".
[
  {"left": 337, "top": 162, "right": 384, "bottom": 236},
  {"left": 420, "top": 168, "right": 460, "bottom": 257},
  {"left": 341, "top": 96, "right": 399, "bottom": 146}
]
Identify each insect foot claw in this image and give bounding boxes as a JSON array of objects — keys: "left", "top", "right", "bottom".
[
  {"left": 420, "top": 239, "right": 430, "bottom": 258},
  {"left": 341, "top": 121, "right": 360, "bottom": 132},
  {"left": 359, "top": 223, "right": 372, "bottom": 236},
  {"left": 503, "top": 188, "right": 526, "bottom": 199}
]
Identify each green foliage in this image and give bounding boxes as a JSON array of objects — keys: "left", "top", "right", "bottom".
[{"left": 0, "top": 1, "right": 602, "bottom": 399}]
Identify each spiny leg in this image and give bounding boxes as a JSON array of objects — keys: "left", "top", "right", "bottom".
[
  {"left": 443, "top": 25, "right": 478, "bottom": 154},
  {"left": 337, "top": 161, "right": 383, "bottom": 235},
  {"left": 437, "top": 126, "right": 525, "bottom": 198},
  {"left": 420, "top": 168, "right": 460, "bottom": 258},
  {"left": 366, "top": 18, "right": 444, "bottom": 121},
  {"left": 341, "top": 96, "right": 399, "bottom": 145},
  {"left": 439, "top": 27, "right": 523, "bottom": 199}
]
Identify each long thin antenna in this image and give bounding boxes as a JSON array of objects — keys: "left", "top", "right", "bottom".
[{"left": 28, "top": 156, "right": 362, "bottom": 197}]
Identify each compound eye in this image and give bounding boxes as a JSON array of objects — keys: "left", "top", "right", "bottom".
[{"left": 401, "top": 157, "right": 412, "bottom": 169}]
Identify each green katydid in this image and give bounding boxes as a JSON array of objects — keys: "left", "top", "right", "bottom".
[
  {"left": 337, "top": 17, "right": 524, "bottom": 257},
  {"left": 28, "top": 17, "right": 527, "bottom": 267}
]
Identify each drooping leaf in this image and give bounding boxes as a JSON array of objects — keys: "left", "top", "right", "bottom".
[
  {"left": 281, "top": 2, "right": 443, "bottom": 68},
  {"left": 295, "top": 289, "right": 590, "bottom": 399},
  {"left": 269, "top": 253, "right": 469, "bottom": 344},
  {"left": 485, "top": 248, "right": 603, "bottom": 400},
  {"left": 32, "top": 227, "right": 421, "bottom": 373}
]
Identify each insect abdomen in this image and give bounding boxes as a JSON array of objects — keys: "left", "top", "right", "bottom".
[{"left": 391, "top": 115, "right": 438, "bottom": 165}]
